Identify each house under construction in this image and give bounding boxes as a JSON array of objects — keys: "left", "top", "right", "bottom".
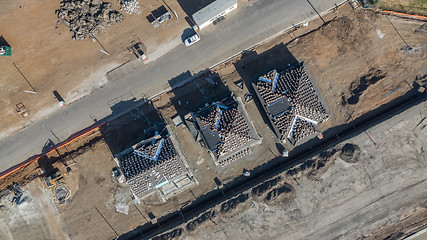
[
  {"left": 114, "top": 130, "right": 194, "bottom": 201},
  {"left": 252, "top": 62, "right": 329, "bottom": 146},
  {"left": 186, "top": 95, "right": 260, "bottom": 166}
]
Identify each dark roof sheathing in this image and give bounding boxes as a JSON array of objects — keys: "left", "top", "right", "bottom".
[
  {"left": 267, "top": 98, "right": 290, "bottom": 117},
  {"left": 194, "top": 97, "right": 252, "bottom": 159}
]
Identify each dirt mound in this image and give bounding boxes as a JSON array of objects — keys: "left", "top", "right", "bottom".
[
  {"left": 316, "top": 14, "right": 373, "bottom": 55},
  {"left": 220, "top": 193, "right": 249, "bottom": 213},
  {"left": 288, "top": 148, "right": 338, "bottom": 180},
  {"left": 56, "top": 0, "right": 124, "bottom": 40},
  {"left": 153, "top": 228, "right": 182, "bottom": 240},
  {"left": 323, "top": 16, "right": 355, "bottom": 39},
  {"left": 339, "top": 143, "right": 361, "bottom": 163},
  {"left": 415, "top": 74, "right": 427, "bottom": 87},
  {"left": 186, "top": 210, "right": 215, "bottom": 232},
  {"left": 53, "top": 184, "right": 70, "bottom": 204},
  {"left": 342, "top": 69, "right": 386, "bottom": 105},
  {"left": 251, "top": 177, "right": 281, "bottom": 197},
  {"left": 265, "top": 183, "right": 295, "bottom": 202}
]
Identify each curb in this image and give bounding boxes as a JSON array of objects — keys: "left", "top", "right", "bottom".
[{"left": 149, "top": 0, "right": 349, "bottom": 100}]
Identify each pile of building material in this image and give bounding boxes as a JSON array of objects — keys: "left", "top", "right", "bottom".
[
  {"left": 56, "top": 0, "right": 124, "bottom": 40},
  {"left": 52, "top": 184, "right": 71, "bottom": 204},
  {"left": 115, "top": 202, "right": 129, "bottom": 214},
  {"left": 120, "top": 0, "right": 141, "bottom": 14}
]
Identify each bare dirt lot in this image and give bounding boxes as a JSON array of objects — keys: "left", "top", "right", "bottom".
[
  {"left": 0, "top": 3, "right": 426, "bottom": 240},
  {"left": 1, "top": 98, "right": 426, "bottom": 240},
  {"left": 174, "top": 98, "right": 427, "bottom": 240},
  {"left": 0, "top": 0, "right": 189, "bottom": 138}
]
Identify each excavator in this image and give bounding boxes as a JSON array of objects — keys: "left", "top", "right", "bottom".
[{"left": 45, "top": 173, "right": 63, "bottom": 188}]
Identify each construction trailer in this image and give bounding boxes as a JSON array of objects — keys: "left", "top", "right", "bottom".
[
  {"left": 0, "top": 46, "right": 11, "bottom": 56},
  {"left": 192, "top": 0, "right": 237, "bottom": 30}
]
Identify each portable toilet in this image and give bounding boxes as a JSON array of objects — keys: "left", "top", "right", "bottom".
[{"left": 0, "top": 46, "right": 11, "bottom": 56}]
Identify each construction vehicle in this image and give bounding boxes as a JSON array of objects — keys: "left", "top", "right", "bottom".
[
  {"left": 45, "top": 173, "right": 63, "bottom": 188},
  {"left": 128, "top": 38, "right": 147, "bottom": 61},
  {"left": 0, "top": 46, "right": 11, "bottom": 56}
]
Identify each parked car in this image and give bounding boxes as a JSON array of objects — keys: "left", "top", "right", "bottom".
[{"left": 184, "top": 34, "right": 200, "bottom": 46}]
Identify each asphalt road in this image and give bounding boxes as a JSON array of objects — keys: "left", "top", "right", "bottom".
[{"left": 0, "top": 0, "right": 344, "bottom": 172}]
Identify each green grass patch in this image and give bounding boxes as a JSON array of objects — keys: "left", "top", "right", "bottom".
[{"left": 368, "top": 0, "right": 427, "bottom": 16}]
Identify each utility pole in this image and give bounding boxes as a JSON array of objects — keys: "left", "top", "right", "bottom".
[
  {"left": 133, "top": 204, "right": 148, "bottom": 222},
  {"left": 13, "top": 63, "right": 37, "bottom": 93},
  {"left": 92, "top": 35, "right": 109, "bottom": 55},
  {"left": 95, "top": 207, "right": 118, "bottom": 237},
  {"left": 346, "top": 111, "right": 377, "bottom": 146},
  {"left": 305, "top": 0, "right": 326, "bottom": 24},
  {"left": 162, "top": 0, "right": 177, "bottom": 19},
  {"left": 385, "top": 15, "right": 411, "bottom": 49}
]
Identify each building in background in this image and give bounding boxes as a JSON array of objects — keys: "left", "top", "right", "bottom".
[{"left": 192, "top": 0, "right": 237, "bottom": 30}]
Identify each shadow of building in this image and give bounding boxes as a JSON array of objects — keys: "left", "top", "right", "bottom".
[
  {"left": 168, "top": 69, "right": 229, "bottom": 120},
  {"left": 168, "top": 70, "right": 194, "bottom": 89},
  {"left": 234, "top": 43, "right": 299, "bottom": 84},
  {"left": 0, "top": 35, "right": 11, "bottom": 47},
  {"left": 101, "top": 98, "right": 166, "bottom": 156},
  {"left": 177, "top": 0, "right": 215, "bottom": 17},
  {"left": 233, "top": 43, "right": 299, "bottom": 139}
]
